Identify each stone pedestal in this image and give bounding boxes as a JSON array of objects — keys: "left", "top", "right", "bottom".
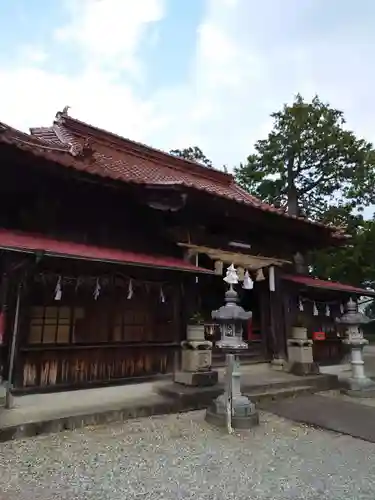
[
  {"left": 205, "top": 354, "right": 259, "bottom": 430},
  {"left": 286, "top": 339, "right": 319, "bottom": 376},
  {"left": 186, "top": 324, "right": 205, "bottom": 342},
  {"left": 174, "top": 338, "right": 218, "bottom": 387},
  {"left": 180, "top": 341, "right": 212, "bottom": 372},
  {"left": 341, "top": 338, "right": 375, "bottom": 397},
  {"left": 290, "top": 326, "right": 308, "bottom": 340},
  {"left": 174, "top": 370, "right": 218, "bottom": 387}
]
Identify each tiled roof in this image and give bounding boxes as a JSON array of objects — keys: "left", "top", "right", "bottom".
[
  {"left": 0, "top": 228, "right": 214, "bottom": 274},
  {"left": 283, "top": 274, "right": 375, "bottom": 297},
  {"left": 0, "top": 113, "right": 347, "bottom": 238},
  {"left": 31, "top": 122, "right": 266, "bottom": 207}
]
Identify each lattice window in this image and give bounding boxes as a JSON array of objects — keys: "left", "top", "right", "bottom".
[
  {"left": 113, "top": 307, "right": 151, "bottom": 342},
  {"left": 28, "top": 306, "right": 85, "bottom": 344}
]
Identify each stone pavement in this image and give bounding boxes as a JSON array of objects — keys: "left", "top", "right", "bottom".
[
  {"left": 0, "top": 364, "right": 335, "bottom": 441},
  {"left": 257, "top": 344, "right": 375, "bottom": 443},
  {"left": 0, "top": 410, "right": 374, "bottom": 500},
  {"left": 260, "top": 393, "right": 375, "bottom": 443}
]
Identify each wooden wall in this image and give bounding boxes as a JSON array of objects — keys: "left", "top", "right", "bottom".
[{"left": 9, "top": 263, "right": 184, "bottom": 392}]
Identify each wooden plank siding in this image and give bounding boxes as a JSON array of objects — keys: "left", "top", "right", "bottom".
[{"left": 12, "top": 270, "right": 182, "bottom": 392}]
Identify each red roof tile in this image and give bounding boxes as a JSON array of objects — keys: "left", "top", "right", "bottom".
[
  {"left": 0, "top": 115, "right": 347, "bottom": 238},
  {"left": 283, "top": 274, "right": 375, "bottom": 297},
  {"left": 0, "top": 228, "right": 213, "bottom": 274}
]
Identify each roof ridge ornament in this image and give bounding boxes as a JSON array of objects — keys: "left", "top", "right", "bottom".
[{"left": 55, "top": 105, "right": 71, "bottom": 124}]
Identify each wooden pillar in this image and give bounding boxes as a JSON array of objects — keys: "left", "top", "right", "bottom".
[
  {"left": 268, "top": 267, "right": 287, "bottom": 361},
  {"left": 2, "top": 256, "right": 35, "bottom": 392},
  {"left": 0, "top": 271, "right": 10, "bottom": 381},
  {"left": 257, "top": 282, "right": 272, "bottom": 360},
  {"left": 173, "top": 281, "right": 184, "bottom": 373}
]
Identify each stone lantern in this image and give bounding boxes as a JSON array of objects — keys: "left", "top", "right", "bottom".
[
  {"left": 205, "top": 264, "right": 259, "bottom": 431},
  {"left": 336, "top": 297, "right": 375, "bottom": 397}
]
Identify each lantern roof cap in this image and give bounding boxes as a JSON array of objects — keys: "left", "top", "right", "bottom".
[
  {"left": 336, "top": 298, "right": 370, "bottom": 326},
  {"left": 212, "top": 286, "right": 252, "bottom": 322}
]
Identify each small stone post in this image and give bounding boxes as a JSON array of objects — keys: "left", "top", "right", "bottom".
[
  {"left": 205, "top": 264, "right": 259, "bottom": 430},
  {"left": 336, "top": 298, "right": 375, "bottom": 397}
]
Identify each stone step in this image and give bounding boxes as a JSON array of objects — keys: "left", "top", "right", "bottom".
[
  {"left": 246, "top": 385, "right": 318, "bottom": 402},
  {"left": 246, "top": 374, "right": 339, "bottom": 393},
  {"left": 0, "top": 376, "right": 338, "bottom": 442},
  {"left": 157, "top": 374, "right": 339, "bottom": 409}
]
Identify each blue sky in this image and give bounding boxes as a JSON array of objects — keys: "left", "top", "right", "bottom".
[
  {"left": 1, "top": 0, "right": 375, "bottom": 221},
  {"left": 0, "top": 1, "right": 205, "bottom": 97}
]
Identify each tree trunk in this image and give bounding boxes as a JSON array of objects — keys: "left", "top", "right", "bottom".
[{"left": 286, "top": 156, "right": 299, "bottom": 216}]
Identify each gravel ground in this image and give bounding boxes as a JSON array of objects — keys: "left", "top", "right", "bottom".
[{"left": 0, "top": 410, "right": 374, "bottom": 500}]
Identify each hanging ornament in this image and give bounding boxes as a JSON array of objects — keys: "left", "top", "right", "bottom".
[
  {"left": 256, "top": 268, "right": 265, "bottom": 282},
  {"left": 214, "top": 260, "right": 223, "bottom": 276},
  {"left": 298, "top": 298, "right": 304, "bottom": 311},
  {"left": 237, "top": 267, "right": 245, "bottom": 281},
  {"left": 195, "top": 254, "right": 199, "bottom": 284},
  {"left": 268, "top": 266, "right": 275, "bottom": 292},
  {"left": 313, "top": 302, "right": 318, "bottom": 316},
  {"left": 242, "top": 270, "right": 253, "bottom": 290},
  {"left": 325, "top": 304, "right": 330, "bottom": 317},
  {"left": 127, "top": 279, "right": 134, "bottom": 300},
  {"left": 54, "top": 276, "right": 62, "bottom": 301},
  {"left": 75, "top": 276, "right": 82, "bottom": 293},
  {"left": 340, "top": 303, "right": 344, "bottom": 314},
  {"left": 223, "top": 264, "right": 239, "bottom": 285},
  {"left": 94, "top": 278, "right": 101, "bottom": 300},
  {"left": 160, "top": 286, "right": 166, "bottom": 303}
]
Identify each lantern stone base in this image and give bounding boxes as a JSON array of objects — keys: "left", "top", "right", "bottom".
[
  {"left": 205, "top": 394, "right": 259, "bottom": 429},
  {"left": 341, "top": 379, "right": 375, "bottom": 398},
  {"left": 174, "top": 370, "right": 218, "bottom": 387}
]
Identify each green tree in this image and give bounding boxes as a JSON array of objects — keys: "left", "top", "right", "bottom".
[
  {"left": 170, "top": 146, "right": 213, "bottom": 168},
  {"left": 311, "top": 215, "right": 375, "bottom": 286},
  {"left": 235, "top": 94, "right": 375, "bottom": 218},
  {"left": 235, "top": 94, "right": 375, "bottom": 291}
]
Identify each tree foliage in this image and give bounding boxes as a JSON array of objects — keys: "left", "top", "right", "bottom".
[
  {"left": 170, "top": 146, "right": 213, "bottom": 168},
  {"left": 234, "top": 94, "right": 375, "bottom": 293},
  {"left": 235, "top": 94, "right": 375, "bottom": 218},
  {"left": 311, "top": 215, "right": 375, "bottom": 287}
]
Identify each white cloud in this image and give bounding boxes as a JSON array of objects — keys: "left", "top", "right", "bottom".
[
  {"left": 0, "top": 0, "right": 164, "bottom": 137},
  {"left": 17, "top": 46, "right": 48, "bottom": 65},
  {"left": 0, "top": 66, "right": 157, "bottom": 138},
  {"left": 55, "top": 0, "right": 164, "bottom": 78},
  {"left": 1, "top": 0, "right": 375, "bottom": 199}
]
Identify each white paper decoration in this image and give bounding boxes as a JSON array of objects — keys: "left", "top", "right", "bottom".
[
  {"left": 313, "top": 302, "right": 319, "bottom": 316},
  {"left": 94, "top": 278, "right": 101, "bottom": 300},
  {"left": 54, "top": 276, "right": 62, "bottom": 301},
  {"left": 243, "top": 270, "right": 253, "bottom": 290}
]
